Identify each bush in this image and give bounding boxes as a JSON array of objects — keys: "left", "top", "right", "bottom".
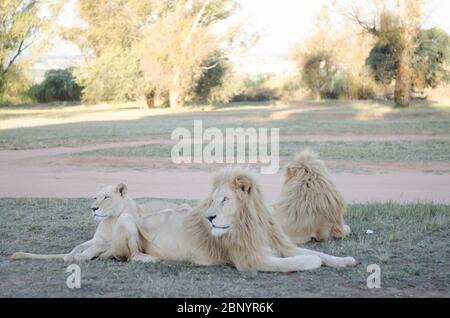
[
  {"left": 75, "top": 48, "right": 143, "bottom": 103},
  {"left": 232, "top": 74, "right": 283, "bottom": 102},
  {"left": 332, "top": 71, "right": 376, "bottom": 100},
  {"left": 0, "top": 65, "right": 35, "bottom": 105},
  {"left": 192, "top": 53, "right": 243, "bottom": 103},
  {"left": 30, "top": 68, "right": 82, "bottom": 103},
  {"left": 366, "top": 28, "right": 450, "bottom": 91}
]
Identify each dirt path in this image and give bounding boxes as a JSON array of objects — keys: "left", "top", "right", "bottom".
[{"left": 1, "top": 142, "right": 449, "bottom": 203}]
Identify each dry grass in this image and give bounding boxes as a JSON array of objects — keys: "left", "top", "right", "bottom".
[
  {"left": 0, "top": 198, "right": 449, "bottom": 298},
  {"left": 1, "top": 100, "right": 449, "bottom": 149}
]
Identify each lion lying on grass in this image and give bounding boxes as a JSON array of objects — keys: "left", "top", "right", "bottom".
[
  {"left": 12, "top": 168, "right": 357, "bottom": 272},
  {"left": 273, "top": 151, "right": 350, "bottom": 244},
  {"left": 11, "top": 184, "right": 179, "bottom": 263}
]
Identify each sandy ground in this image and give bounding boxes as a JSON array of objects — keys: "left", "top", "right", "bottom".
[{"left": 1, "top": 141, "right": 449, "bottom": 204}]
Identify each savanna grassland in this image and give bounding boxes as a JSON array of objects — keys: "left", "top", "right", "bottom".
[{"left": 0, "top": 100, "right": 449, "bottom": 297}]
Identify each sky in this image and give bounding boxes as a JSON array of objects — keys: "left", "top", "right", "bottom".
[{"left": 36, "top": 0, "right": 450, "bottom": 77}]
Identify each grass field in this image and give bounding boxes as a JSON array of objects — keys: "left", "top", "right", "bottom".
[
  {"left": 1, "top": 100, "right": 449, "bottom": 297},
  {"left": 0, "top": 198, "right": 449, "bottom": 298},
  {"left": 1, "top": 100, "right": 450, "bottom": 150},
  {"left": 74, "top": 140, "right": 450, "bottom": 163}
]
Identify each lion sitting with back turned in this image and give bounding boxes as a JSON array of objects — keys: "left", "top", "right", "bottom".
[{"left": 272, "top": 151, "right": 351, "bottom": 244}]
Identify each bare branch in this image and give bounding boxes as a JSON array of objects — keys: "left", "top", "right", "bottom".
[
  {"left": 200, "top": 61, "right": 219, "bottom": 70},
  {"left": 183, "top": 0, "right": 210, "bottom": 48},
  {"left": 1, "top": 28, "right": 38, "bottom": 76},
  {"left": 334, "top": 4, "right": 379, "bottom": 36}
]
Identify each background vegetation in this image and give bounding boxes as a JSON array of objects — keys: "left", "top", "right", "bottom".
[{"left": 1, "top": 0, "right": 449, "bottom": 108}]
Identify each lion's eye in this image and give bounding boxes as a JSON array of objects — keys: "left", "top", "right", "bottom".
[{"left": 222, "top": 197, "right": 229, "bottom": 203}]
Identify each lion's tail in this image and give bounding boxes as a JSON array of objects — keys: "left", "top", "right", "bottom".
[{"left": 10, "top": 252, "right": 66, "bottom": 260}]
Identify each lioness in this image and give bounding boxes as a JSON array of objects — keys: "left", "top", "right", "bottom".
[{"left": 11, "top": 183, "right": 180, "bottom": 263}]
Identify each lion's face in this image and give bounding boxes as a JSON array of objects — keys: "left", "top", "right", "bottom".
[
  {"left": 90, "top": 184, "right": 128, "bottom": 222},
  {"left": 203, "top": 170, "right": 254, "bottom": 237},
  {"left": 204, "top": 183, "right": 238, "bottom": 237}
]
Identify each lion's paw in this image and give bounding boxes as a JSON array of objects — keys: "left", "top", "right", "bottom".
[
  {"left": 64, "top": 254, "right": 75, "bottom": 265},
  {"left": 11, "top": 252, "right": 28, "bottom": 260},
  {"left": 343, "top": 256, "right": 358, "bottom": 267},
  {"left": 131, "top": 253, "right": 158, "bottom": 263},
  {"left": 343, "top": 225, "right": 351, "bottom": 235}
]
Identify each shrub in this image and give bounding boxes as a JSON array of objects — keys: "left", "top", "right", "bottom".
[
  {"left": 232, "top": 74, "right": 283, "bottom": 102},
  {"left": 192, "top": 53, "right": 243, "bottom": 104},
  {"left": 30, "top": 68, "right": 82, "bottom": 103},
  {"left": 0, "top": 65, "right": 35, "bottom": 105}
]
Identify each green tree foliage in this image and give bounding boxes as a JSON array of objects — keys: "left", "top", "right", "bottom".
[
  {"left": 0, "top": 0, "right": 40, "bottom": 96},
  {"left": 193, "top": 52, "right": 242, "bottom": 103},
  {"left": 413, "top": 28, "right": 450, "bottom": 89},
  {"left": 61, "top": 0, "right": 151, "bottom": 55},
  {"left": 366, "top": 28, "right": 450, "bottom": 90},
  {"left": 29, "top": 68, "right": 82, "bottom": 103},
  {"left": 62, "top": 0, "right": 152, "bottom": 103},
  {"left": 63, "top": 0, "right": 240, "bottom": 108},
  {"left": 0, "top": 65, "right": 33, "bottom": 104},
  {"left": 299, "top": 51, "right": 337, "bottom": 100},
  {"left": 365, "top": 43, "right": 397, "bottom": 85},
  {"left": 339, "top": 0, "right": 426, "bottom": 107},
  {"left": 292, "top": 6, "right": 376, "bottom": 101},
  {"left": 74, "top": 48, "right": 142, "bottom": 103},
  {"left": 139, "top": 0, "right": 240, "bottom": 108}
]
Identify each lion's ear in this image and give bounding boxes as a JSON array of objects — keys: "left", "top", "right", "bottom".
[
  {"left": 116, "top": 183, "right": 128, "bottom": 197},
  {"left": 233, "top": 175, "right": 252, "bottom": 194},
  {"left": 96, "top": 184, "right": 106, "bottom": 192},
  {"left": 285, "top": 167, "right": 297, "bottom": 180}
]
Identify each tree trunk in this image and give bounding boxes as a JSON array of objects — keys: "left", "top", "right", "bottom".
[
  {"left": 314, "top": 84, "right": 321, "bottom": 101},
  {"left": 169, "top": 89, "right": 181, "bottom": 109},
  {"left": 167, "top": 0, "right": 209, "bottom": 110},
  {"left": 314, "top": 90, "right": 321, "bottom": 101},
  {"left": 169, "top": 68, "right": 182, "bottom": 109},
  {"left": 394, "top": 49, "right": 412, "bottom": 107},
  {"left": 145, "top": 91, "right": 156, "bottom": 108}
]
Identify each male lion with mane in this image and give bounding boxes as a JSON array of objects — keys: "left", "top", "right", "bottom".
[
  {"left": 273, "top": 151, "right": 350, "bottom": 244},
  {"left": 12, "top": 168, "right": 357, "bottom": 272}
]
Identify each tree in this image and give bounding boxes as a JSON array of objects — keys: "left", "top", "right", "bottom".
[
  {"left": 64, "top": 0, "right": 240, "bottom": 108},
  {"left": 0, "top": 1, "right": 40, "bottom": 95},
  {"left": 74, "top": 47, "right": 143, "bottom": 103},
  {"left": 412, "top": 28, "right": 450, "bottom": 90},
  {"left": 191, "top": 52, "right": 242, "bottom": 103},
  {"left": 338, "top": 0, "right": 425, "bottom": 107},
  {"left": 139, "top": 0, "right": 240, "bottom": 109},
  {"left": 298, "top": 51, "right": 337, "bottom": 100},
  {"left": 29, "top": 68, "right": 82, "bottom": 103},
  {"left": 291, "top": 6, "right": 374, "bottom": 100},
  {"left": 365, "top": 43, "right": 397, "bottom": 86},
  {"left": 366, "top": 28, "right": 450, "bottom": 93},
  {"left": 62, "top": 0, "right": 153, "bottom": 103},
  {"left": 61, "top": 0, "right": 152, "bottom": 55}
]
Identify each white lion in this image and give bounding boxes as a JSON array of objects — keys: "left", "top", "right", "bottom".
[
  {"left": 12, "top": 168, "right": 357, "bottom": 272},
  {"left": 273, "top": 151, "right": 351, "bottom": 244},
  {"left": 10, "top": 184, "right": 179, "bottom": 263}
]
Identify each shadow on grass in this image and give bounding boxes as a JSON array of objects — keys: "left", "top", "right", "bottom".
[{"left": 1, "top": 100, "right": 450, "bottom": 150}]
